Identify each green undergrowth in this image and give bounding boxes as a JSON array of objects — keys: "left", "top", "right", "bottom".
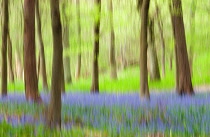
[{"left": 5, "top": 64, "right": 210, "bottom": 93}]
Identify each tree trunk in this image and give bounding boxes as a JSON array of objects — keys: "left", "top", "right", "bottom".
[
  {"left": 169, "top": 53, "right": 173, "bottom": 70},
  {"left": 75, "top": 0, "right": 82, "bottom": 80},
  {"left": 62, "top": 1, "right": 72, "bottom": 84},
  {"left": 170, "top": 3, "right": 179, "bottom": 91},
  {"left": 47, "top": 0, "right": 63, "bottom": 128},
  {"left": 120, "top": 45, "right": 127, "bottom": 69},
  {"left": 75, "top": 53, "right": 81, "bottom": 80},
  {"left": 35, "top": 0, "right": 48, "bottom": 92},
  {"left": 139, "top": 0, "right": 150, "bottom": 99},
  {"left": 189, "top": 0, "right": 197, "bottom": 77},
  {"left": 15, "top": 48, "right": 23, "bottom": 80},
  {"left": 1, "top": 0, "right": 9, "bottom": 97},
  {"left": 147, "top": 17, "right": 160, "bottom": 81},
  {"left": 90, "top": 0, "right": 101, "bottom": 93},
  {"left": 37, "top": 52, "right": 41, "bottom": 83},
  {"left": 109, "top": 0, "right": 117, "bottom": 80},
  {"left": 8, "top": 32, "right": 15, "bottom": 83},
  {"left": 24, "top": 0, "right": 41, "bottom": 102},
  {"left": 155, "top": 5, "right": 166, "bottom": 77},
  {"left": 61, "top": 62, "right": 65, "bottom": 93},
  {"left": 170, "top": 0, "right": 194, "bottom": 95}
]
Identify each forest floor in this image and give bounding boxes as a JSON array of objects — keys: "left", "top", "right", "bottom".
[{"left": 1, "top": 91, "right": 210, "bottom": 136}]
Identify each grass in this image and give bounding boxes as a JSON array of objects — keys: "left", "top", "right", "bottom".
[{"left": 4, "top": 62, "right": 210, "bottom": 93}]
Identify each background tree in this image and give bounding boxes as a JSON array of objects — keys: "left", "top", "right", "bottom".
[
  {"left": 35, "top": 0, "right": 48, "bottom": 91},
  {"left": 75, "top": 0, "right": 82, "bottom": 80},
  {"left": 8, "top": 32, "right": 14, "bottom": 83},
  {"left": 155, "top": 4, "right": 166, "bottom": 77},
  {"left": 147, "top": 17, "right": 160, "bottom": 81},
  {"left": 90, "top": 0, "right": 101, "bottom": 93},
  {"left": 47, "top": 0, "right": 63, "bottom": 128},
  {"left": 62, "top": 0, "right": 72, "bottom": 84},
  {"left": 189, "top": 0, "right": 197, "bottom": 76},
  {"left": 109, "top": 0, "right": 117, "bottom": 80},
  {"left": 24, "top": 0, "right": 40, "bottom": 101},
  {"left": 1, "top": 0, "right": 9, "bottom": 96},
  {"left": 170, "top": 0, "right": 194, "bottom": 95},
  {"left": 139, "top": 0, "right": 150, "bottom": 99}
]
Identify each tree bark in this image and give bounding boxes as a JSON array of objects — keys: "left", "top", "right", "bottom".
[
  {"left": 47, "top": 0, "right": 63, "bottom": 128},
  {"left": 75, "top": 0, "right": 82, "bottom": 80},
  {"left": 139, "top": 0, "right": 150, "bottom": 99},
  {"left": 35, "top": 0, "right": 48, "bottom": 91},
  {"left": 62, "top": 1, "right": 72, "bottom": 84},
  {"left": 24, "top": 0, "right": 41, "bottom": 102},
  {"left": 90, "top": 0, "right": 101, "bottom": 93},
  {"left": 109, "top": 0, "right": 117, "bottom": 80},
  {"left": 147, "top": 17, "right": 160, "bottom": 81},
  {"left": 170, "top": 0, "right": 194, "bottom": 95},
  {"left": 1, "top": 0, "right": 9, "bottom": 97},
  {"left": 155, "top": 5, "right": 166, "bottom": 77},
  {"left": 8, "top": 32, "right": 15, "bottom": 83}
]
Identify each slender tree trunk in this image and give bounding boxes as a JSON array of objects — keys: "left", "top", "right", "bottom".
[
  {"left": 189, "top": 0, "right": 197, "bottom": 77},
  {"left": 90, "top": 0, "right": 101, "bottom": 93},
  {"left": 169, "top": 3, "right": 179, "bottom": 91},
  {"left": 155, "top": 5, "right": 166, "bottom": 77},
  {"left": 139, "top": 0, "right": 150, "bottom": 99},
  {"left": 15, "top": 48, "right": 23, "bottom": 80},
  {"left": 147, "top": 17, "right": 160, "bottom": 81},
  {"left": 8, "top": 32, "right": 14, "bottom": 83},
  {"left": 75, "top": 53, "right": 81, "bottom": 80},
  {"left": 61, "top": 62, "right": 65, "bottom": 93},
  {"left": 62, "top": 1, "right": 72, "bottom": 84},
  {"left": 37, "top": 52, "right": 41, "bottom": 83},
  {"left": 120, "top": 45, "right": 127, "bottom": 69},
  {"left": 169, "top": 53, "right": 173, "bottom": 70},
  {"left": 75, "top": 0, "right": 82, "bottom": 80},
  {"left": 47, "top": 0, "right": 63, "bottom": 128},
  {"left": 170, "top": 0, "right": 194, "bottom": 95},
  {"left": 109, "top": 0, "right": 117, "bottom": 80},
  {"left": 1, "top": 0, "right": 9, "bottom": 97},
  {"left": 35, "top": 0, "right": 48, "bottom": 91},
  {"left": 24, "top": 0, "right": 41, "bottom": 102}
]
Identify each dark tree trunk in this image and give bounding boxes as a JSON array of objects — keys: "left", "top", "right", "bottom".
[
  {"left": 109, "top": 0, "right": 117, "bottom": 80},
  {"left": 90, "top": 0, "right": 101, "bottom": 93},
  {"left": 47, "top": 0, "right": 63, "bottom": 128},
  {"left": 139, "top": 0, "right": 150, "bottom": 99},
  {"left": 24, "top": 0, "right": 41, "bottom": 102},
  {"left": 147, "top": 17, "right": 161, "bottom": 81},
  {"left": 170, "top": 0, "right": 194, "bottom": 95},
  {"left": 8, "top": 32, "right": 15, "bottom": 83},
  {"left": 35, "top": 0, "right": 48, "bottom": 91},
  {"left": 62, "top": 1, "right": 72, "bottom": 84},
  {"left": 1, "top": 0, "right": 9, "bottom": 97},
  {"left": 75, "top": 0, "right": 82, "bottom": 80},
  {"left": 155, "top": 5, "right": 166, "bottom": 77}
]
